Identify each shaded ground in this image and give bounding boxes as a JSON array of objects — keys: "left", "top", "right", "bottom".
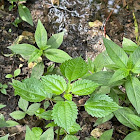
[{"left": 0, "top": 0, "right": 140, "bottom": 139}]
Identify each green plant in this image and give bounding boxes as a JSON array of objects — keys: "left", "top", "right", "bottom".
[
  {"left": 10, "top": 97, "right": 41, "bottom": 120},
  {"left": 0, "top": 83, "right": 8, "bottom": 95},
  {"left": 5, "top": 68, "right": 21, "bottom": 79},
  {"left": 11, "top": 56, "right": 120, "bottom": 139},
  {"left": 8, "top": 20, "right": 72, "bottom": 79},
  {"left": 8, "top": 0, "right": 33, "bottom": 26}
]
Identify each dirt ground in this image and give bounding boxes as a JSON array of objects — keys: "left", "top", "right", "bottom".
[{"left": 0, "top": 0, "right": 140, "bottom": 139}]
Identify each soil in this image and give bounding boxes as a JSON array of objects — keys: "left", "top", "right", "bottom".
[{"left": 0, "top": 0, "right": 140, "bottom": 139}]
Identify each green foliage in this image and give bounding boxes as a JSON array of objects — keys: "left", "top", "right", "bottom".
[
  {"left": 10, "top": 97, "right": 40, "bottom": 120},
  {"left": 85, "top": 94, "right": 120, "bottom": 117},
  {"left": 60, "top": 57, "right": 88, "bottom": 82},
  {"left": 0, "top": 134, "right": 9, "bottom": 140},
  {"left": 8, "top": 20, "right": 71, "bottom": 64},
  {"left": 52, "top": 101, "right": 78, "bottom": 133},
  {"left": 100, "top": 129, "right": 113, "bottom": 140},
  {"left": 64, "top": 135, "right": 79, "bottom": 140},
  {"left": 6, "top": 68, "right": 21, "bottom": 79},
  {"left": 0, "top": 83, "right": 8, "bottom": 95},
  {"left": 124, "top": 131, "right": 140, "bottom": 140}
]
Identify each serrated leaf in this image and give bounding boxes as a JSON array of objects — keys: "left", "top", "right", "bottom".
[
  {"left": 14, "top": 69, "right": 21, "bottom": 77},
  {"left": 85, "top": 94, "right": 120, "bottom": 117},
  {"left": 127, "top": 114, "right": 140, "bottom": 127},
  {"left": 12, "top": 78, "right": 48, "bottom": 102},
  {"left": 131, "top": 47, "right": 140, "bottom": 64},
  {"left": 31, "top": 62, "right": 44, "bottom": 79},
  {"left": 41, "top": 75, "right": 67, "bottom": 95},
  {"left": 52, "top": 101, "right": 78, "bottom": 133},
  {"left": 60, "top": 57, "right": 88, "bottom": 81},
  {"left": 64, "top": 135, "right": 79, "bottom": 140},
  {"left": 44, "top": 49, "right": 72, "bottom": 63},
  {"left": 18, "top": 4, "right": 33, "bottom": 26},
  {"left": 27, "top": 103, "right": 41, "bottom": 116},
  {"left": 71, "top": 79, "right": 99, "bottom": 96},
  {"left": 47, "top": 32, "right": 64, "bottom": 49},
  {"left": 8, "top": 44, "right": 37, "bottom": 59},
  {"left": 18, "top": 97, "right": 29, "bottom": 112},
  {"left": 0, "top": 134, "right": 9, "bottom": 140},
  {"left": 100, "top": 129, "right": 113, "bottom": 140},
  {"left": 122, "top": 37, "right": 138, "bottom": 54},
  {"left": 10, "top": 111, "right": 26, "bottom": 120},
  {"left": 94, "top": 113, "right": 114, "bottom": 127},
  {"left": 124, "top": 131, "right": 140, "bottom": 140},
  {"left": 69, "top": 122, "right": 81, "bottom": 134},
  {"left": 114, "top": 107, "right": 138, "bottom": 130},
  {"left": 40, "top": 127, "right": 54, "bottom": 140},
  {"left": 109, "top": 68, "right": 129, "bottom": 83},
  {"left": 35, "top": 20, "right": 47, "bottom": 49},
  {"left": 28, "top": 49, "right": 43, "bottom": 63},
  {"left": 25, "top": 125, "right": 36, "bottom": 140},
  {"left": 103, "top": 38, "right": 128, "bottom": 68},
  {"left": 0, "top": 104, "right": 6, "bottom": 109},
  {"left": 125, "top": 77, "right": 140, "bottom": 114}
]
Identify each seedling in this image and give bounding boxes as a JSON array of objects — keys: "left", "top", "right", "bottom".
[
  {"left": 5, "top": 68, "right": 21, "bottom": 79},
  {"left": 0, "top": 83, "right": 8, "bottom": 95}
]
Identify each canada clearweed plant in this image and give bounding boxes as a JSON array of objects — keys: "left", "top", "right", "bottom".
[{"left": 2, "top": 23, "right": 140, "bottom": 139}]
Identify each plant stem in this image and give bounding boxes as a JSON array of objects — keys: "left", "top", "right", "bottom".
[{"left": 57, "top": 127, "right": 60, "bottom": 140}]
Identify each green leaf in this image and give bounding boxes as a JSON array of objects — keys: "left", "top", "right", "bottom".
[
  {"left": 69, "top": 122, "right": 81, "bottom": 134},
  {"left": 40, "top": 127, "right": 54, "bottom": 140},
  {"left": 103, "top": 38, "right": 128, "bottom": 68},
  {"left": 84, "top": 71, "right": 113, "bottom": 86},
  {"left": 114, "top": 107, "right": 138, "bottom": 130},
  {"left": 31, "top": 62, "right": 44, "bottom": 79},
  {"left": 100, "top": 129, "right": 113, "bottom": 140},
  {"left": 125, "top": 77, "right": 140, "bottom": 114},
  {"left": 18, "top": 4, "right": 33, "bottom": 26},
  {"left": 5, "top": 74, "right": 13, "bottom": 78},
  {"left": 71, "top": 79, "right": 99, "bottom": 96},
  {"left": 45, "top": 122, "right": 57, "bottom": 128},
  {"left": 47, "top": 32, "right": 64, "bottom": 49},
  {"left": 85, "top": 136, "right": 97, "bottom": 140},
  {"left": 0, "top": 119, "right": 9, "bottom": 128},
  {"left": 44, "top": 101, "right": 50, "bottom": 110},
  {"left": 122, "top": 37, "right": 138, "bottom": 54},
  {"left": 8, "top": 44, "right": 37, "bottom": 59},
  {"left": 64, "top": 94, "right": 72, "bottom": 101},
  {"left": 37, "top": 110, "right": 52, "bottom": 120},
  {"left": 0, "top": 104, "right": 6, "bottom": 109},
  {"left": 12, "top": 78, "right": 48, "bottom": 102},
  {"left": 109, "top": 88, "right": 119, "bottom": 104},
  {"left": 32, "top": 127, "right": 42, "bottom": 139},
  {"left": 64, "top": 135, "right": 79, "bottom": 140},
  {"left": 94, "top": 113, "right": 114, "bottom": 127},
  {"left": 18, "top": 97, "right": 29, "bottom": 112},
  {"left": 28, "top": 49, "right": 43, "bottom": 63},
  {"left": 25, "top": 125, "right": 36, "bottom": 140},
  {"left": 41, "top": 75, "right": 67, "bottom": 95},
  {"left": 124, "top": 131, "right": 140, "bottom": 140},
  {"left": 6, "top": 120, "right": 19, "bottom": 127},
  {"left": 127, "top": 114, "right": 140, "bottom": 127},
  {"left": 10, "top": 111, "right": 26, "bottom": 120},
  {"left": 131, "top": 47, "right": 140, "bottom": 64},
  {"left": 52, "top": 101, "right": 78, "bottom": 133},
  {"left": 85, "top": 94, "right": 120, "bottom": 117},
  {"left": 0, "top": 134, "right": 9, "bottom": 140},
  {"left": 35, "top": 20, "right": 47, "bottom": 49},
  {"left": 44, "top": 49, "right": 72, "bottom": 63},
  {"left": 109, "top": 68, "right": 129, "bottom": 83},
  {"left": 14, "top": 69, "right": 21, "bottom": 77},
  {"left": 60, "top": 57, "right": 88, "bottom": 82},
  {"left": 27, "top": 103, "right": 41, "bottom": 116},
  {"left": 1, "top": 89, "right": 7, "bottom": 95}
]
